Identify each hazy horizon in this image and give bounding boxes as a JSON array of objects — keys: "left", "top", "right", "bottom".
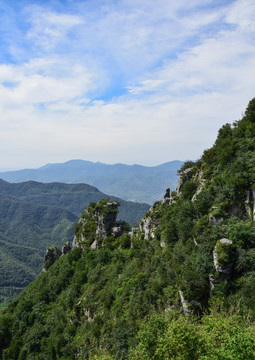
[{"left": 0, "top": 158, "right": 185, "bottom": 172}]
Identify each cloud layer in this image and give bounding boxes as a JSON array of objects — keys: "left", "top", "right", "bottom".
[{"left": 0, "top": 0, "right": 254, "bottom": 169}]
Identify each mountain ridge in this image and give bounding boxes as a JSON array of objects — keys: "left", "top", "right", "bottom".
[{"left": 0, "top": 160, "right": 183, "bottom": 204}]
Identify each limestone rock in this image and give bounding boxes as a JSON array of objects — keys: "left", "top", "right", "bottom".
[
  {"left": 111, "top": 225, "right": 125, "bottom": 238},
  {"left": 43, "top": 245, "right": 61, "bottom": 271},
  {"left": 176, "top": 168, "right": 192, "bottom": 194},
  {"left": 139, "top": 215, "right": 159, "bottom": 240},
  {"left": 72, "top": 200, "right": 122, "bottom": 248},
  {"left": 162, "top": 188, "right": 171, "bottom": 204},
  {"left": 192, "top": 171, "right": 206, "bottom": 201},
  {"left": 90, "top": 239, "right": 97, "bottom": 249},
  {"left": 62, "top": 241, "right": 71, "bottom": 255},
  {"left": 95, "top": 202, "right": 118, "bottom": 240},
  {"left": 213, "top": 238, "right": 234, "bottom": 279},
  {"left": 179, "top": 290, "right": 191, "bottom": 316},
  {"left": 244, "top": 190, "right": 255, "bottom": 220},
  {"left": 209, "top": 207, "right": 224, "bottom": 225}
]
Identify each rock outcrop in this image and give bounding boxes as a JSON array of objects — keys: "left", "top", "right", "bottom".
[
  {"left": 176, "top": 168, "right": 192, "bottom": 194},
  {"left": 213, "top": 238, "right": 234, "bottom": 280},
  {"left": 43, "top": 245, "right": 61, "bottom": 271},
  {"left": 139, "top": 201, "right": 162, "bottom": 240},
  {"left": 72, "top": 200, "right": 124, "bottom": 249},
  {"left": 162, "top": 187, "right": 171, "bottom": 204},
  {"left": 62, "top": 241, "right": 71, "bottom": 255},
  {"left": 209, "top": 206, "right": 224, "bottom": 225}
]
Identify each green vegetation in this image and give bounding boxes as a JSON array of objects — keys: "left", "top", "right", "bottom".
[
  {"left": 0, "top": 182, "right": 149, "bottom": 305},
  {"left": 2, "top": 99, "right": 255, "bottom": 358}
]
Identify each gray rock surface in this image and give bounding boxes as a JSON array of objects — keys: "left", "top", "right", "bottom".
[
  {"left": 176, "top": 168, "right": 192, "bottom": 194},
  {"left": 43, "top": 245, "right": 61, "bottom": 270},
  {"left": 62, "top": 241, "right": 71, "bottom": 255},
  {"left": 209, "top": 207, "right": 224, "bottom": 225},
  {"left": 213, "top": 238, "right": 233, "bottom": 279}
]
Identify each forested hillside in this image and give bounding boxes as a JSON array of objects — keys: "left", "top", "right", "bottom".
[
  {"left": 1, "top": 99, "right": 255, "bottom": 359},
  {"left": 0, "top": 181, "right": 149, "bottom": 306}
]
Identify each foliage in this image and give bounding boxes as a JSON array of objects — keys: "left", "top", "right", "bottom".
[
  {"left": 131, "top": 308, "right": 255, "bottom": 360},
  {"left": 0, "top": 182, "right": 149, "bottom": 305}
]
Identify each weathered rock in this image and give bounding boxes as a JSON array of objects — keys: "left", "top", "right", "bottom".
[
  {"left": 43, "top": 245, "right": 61, "bottom": 271},
  {"left": 139, "top": 215, "right": 159, "bottom": 240},
  {"left": 209, "top": 207, "right": 224, "bottom": 225},
  {"left": 95, "top": 202, "right": 118, "bottom": 240},
  {"left": 62, "top": 241, "right": 71, "bottom": 255},
  {"left": 162, "top": 188, "right": 171, "bottom": 204},
  {"left": 176, "top": 168, "right": 192, "bottom": 194},
  {"left": 160, "top": 240, "right": 166, "bottom": 248},
  {"left": 72, "top": 235, "right": 79, "bottom": 248},
  {"left": 111, "top": 225, "right": 125, "bottom": 238},
  {"left": 213, "top": 238, "right": 234, "bottom": 280},
  {"left": 72, "top": 200, "right": 120, "bottom": 248},
  {"left": 192, "top": 170, "right": 206, "bottom": 201},
  {"left": 90, "top": 239, "right": 97, "bottom": 249},
  {"left": 179, "top": 290, "right": 191, "bottom": 316},
  {"left": 245, "top": 190, "right": 252, "bottom": 219}
]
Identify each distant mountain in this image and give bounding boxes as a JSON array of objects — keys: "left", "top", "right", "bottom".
[
  {"left": 0, "top": 160, "right": 184, "bottom": 204},
  {"left": 0, "top": 180, "right": 149, "bottom": 305}
]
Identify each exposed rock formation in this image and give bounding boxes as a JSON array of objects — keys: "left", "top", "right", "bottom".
[
  {"left": 43, "top": 245, "right": 61, "bottom": 271},
  {"left": 213, "top": 238, "right": 234, "bottom": 280},
  {"left": 176, "top": 168, "right": 192, "bottom": 194},
  {"left": 192, "top": 170, "right": 206, "bottom": 201},
  {"left": 179, "top": 290, "right": 191, "bottom": 316},
  {"left": 139, "top": 216, "right": 156, "bottom": 239},
  {"left": 244, "top": 190, "right": 255, "bottom": 220},
  {"left": 162, "top": 187, "right": 171, "bottom": 204},
  {"left": 72, "top": 200, "right": 124, "bottom": 248},
  {"left": 62, "top": 241, "right": 71, "bottom": 255},
  {"left": 209, "top": 206, "right": 224, "bottom": 225},
  {"left": 111, "top": 224, "right": 125, "bottom": 238},
  {"left": 95, "top": 202, "right": 118, "bottom": 240}
]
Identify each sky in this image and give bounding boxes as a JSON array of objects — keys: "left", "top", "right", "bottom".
[{"left": 0, "top": 0, "right": 255, "bottom": 170}]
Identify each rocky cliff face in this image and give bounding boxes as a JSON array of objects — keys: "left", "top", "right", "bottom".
[
  {"left": 43, "top": 246, "right": 62, "bottom": 271},
  {"left": 72, "top": 199, "right": 126, "bottom": 249}
]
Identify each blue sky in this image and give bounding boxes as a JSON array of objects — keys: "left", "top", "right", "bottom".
[{"left": 0, "top": 0, "right": 254, "bottom": 169}]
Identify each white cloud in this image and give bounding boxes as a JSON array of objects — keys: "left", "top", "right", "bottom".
[
  {"left": 0, "top": 0, "right": 255, "bottom": 169},
  {"left": 25, "top": 5, "right": 84, "bottom": 50}
]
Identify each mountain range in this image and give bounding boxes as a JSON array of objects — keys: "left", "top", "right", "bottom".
[{"left": 0, "top": 160, "right": 183, "bottom": 204}]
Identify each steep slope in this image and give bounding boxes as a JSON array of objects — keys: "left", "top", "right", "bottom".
[
  {"left": 0, "top": 160, "right": 183, "bottom": 204},
  {"left": 0, "top": 182, "right": 149, "bottom": 305},
  {"left": 2, "top": 99, "right": 255, "bottom": 359},
  {"left": 0, "top": 193, "right": 76, "bottom": 305}
]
